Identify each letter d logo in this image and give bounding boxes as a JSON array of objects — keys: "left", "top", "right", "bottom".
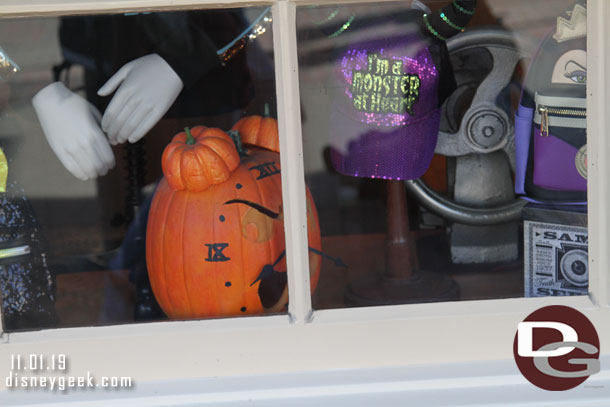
[
  {"left": 517, "top": 322, "right": 577, "bottom": 357},
  {"left": 513, "top": 305, "right": 600, "bottom": 391}
]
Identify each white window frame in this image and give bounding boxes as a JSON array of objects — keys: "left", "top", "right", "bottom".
[{"left": 0, "top": 0, "right": 609, "bottom": 404}]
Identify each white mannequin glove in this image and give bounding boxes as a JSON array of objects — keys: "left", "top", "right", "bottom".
[
  {"left": 32, "top": 82, "right": 115, "bottom": 181},
  {"left": 97, "top": 54, "right": 183, "bottom": 145}
]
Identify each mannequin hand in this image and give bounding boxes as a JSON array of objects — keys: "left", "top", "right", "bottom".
[
  {"left": 98, "top": 54, "right": 183, "bottom": 145},
  {"left": 32, "top": 82, "right": 115, "bottom": 181}
]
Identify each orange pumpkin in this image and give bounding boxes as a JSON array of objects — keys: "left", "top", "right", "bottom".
[
  {"left": 161, "top": 126, "right": 240, "bottom": 192},
  {"left": 146, "top": 128, "right": 321, "bottom": 319},
  {"left": 231, "top": 105, "right": 280, "bottom": 153}
]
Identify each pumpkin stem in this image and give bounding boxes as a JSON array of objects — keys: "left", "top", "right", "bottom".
[
  {"left": 184, "top": 127, "right": 196, "bottom": 145},
  {"left": 228, "top": 130, "right": 248, "bottom": 158},
  {"left": 264, "top": 103, "right": 270, "bottom": 117}
]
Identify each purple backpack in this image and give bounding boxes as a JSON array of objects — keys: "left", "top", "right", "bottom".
[{"left": 515, "top": 2, "right": 587, "bottom": 204}]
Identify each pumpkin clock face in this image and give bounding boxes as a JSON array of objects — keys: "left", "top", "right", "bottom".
[{"left": 146, "top": 125, "right": 321, "bottom": 319}]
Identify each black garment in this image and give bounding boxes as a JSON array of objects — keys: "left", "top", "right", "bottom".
[{"left": 58, "top": 10, "right": 256, "bottom": 118}]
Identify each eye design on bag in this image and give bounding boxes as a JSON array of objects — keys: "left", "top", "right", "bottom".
[
  {"left": 552, "top": 50, "right": 587, "bottom": 85},
  {"left": 564, "top": 60, "right": 587, "bottom": 84}
]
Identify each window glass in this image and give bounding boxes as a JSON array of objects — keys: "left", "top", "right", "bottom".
[
  {"left": 0, "top": 7, "right": 282, "bottom": 331},
  {"left": 297, "top": 0, "right": 588, "bottom": 309}
]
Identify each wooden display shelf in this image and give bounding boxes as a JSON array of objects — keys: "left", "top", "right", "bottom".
[{"left": 53, "top": 232, "right": 523, "bottom": 328}]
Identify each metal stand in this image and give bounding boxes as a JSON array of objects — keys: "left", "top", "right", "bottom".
[
  {"left": 450, "top": 152, "right": 518, "bottom": 264},
  {"left": 125, "top": 140, "right": 164, "bottom": 320},
  {"left": 345, "top": 180, "right": 459, "bottom": 306}
]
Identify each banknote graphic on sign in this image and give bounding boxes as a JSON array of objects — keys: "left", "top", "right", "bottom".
[{"left": 524, "top": 221, "right": 588, "bottom": 297}]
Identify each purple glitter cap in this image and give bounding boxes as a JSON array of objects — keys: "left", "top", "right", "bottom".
[{"left": 329, "top": 34, "right": 441, "bottom": 180}]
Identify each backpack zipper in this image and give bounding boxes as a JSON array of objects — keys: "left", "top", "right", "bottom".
[{"left": 538, "top": 105, "right": 587, "bottom": 137}]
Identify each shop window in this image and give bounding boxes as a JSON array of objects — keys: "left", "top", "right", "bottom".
[
  {"left": 0, "top": 0, "right": 596, "bottom": 333},
  {"left": 0, "top": 7, "right": 283, "bottom": 331},
  {"left": 296, "top": 0, "right": 589, "bottom": 310}
]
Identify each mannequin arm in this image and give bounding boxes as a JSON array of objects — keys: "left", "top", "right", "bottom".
[
  {"left": 32, "top": 82, "right": 115, "bottom": 181},
  {"left": 97, "top": 54, "right": 184, "bottom": 145}
]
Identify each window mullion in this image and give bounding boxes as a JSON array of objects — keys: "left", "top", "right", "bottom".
[
  {"left": 272, "top": 1, "right": 313, "bottom": 324},
  {"left": 0, "top": 0, "right": 274, "bottom": 17},
  {"left": 586, "top": 0, "right": 610, "bottom": 307}
]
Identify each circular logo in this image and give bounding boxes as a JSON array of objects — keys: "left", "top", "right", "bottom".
[
  {"left": 513, "top": 305, "right": 600, "bottom": 391},
  {"left": 575, "top": 145, "right": 587, "bottom": 179}
]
